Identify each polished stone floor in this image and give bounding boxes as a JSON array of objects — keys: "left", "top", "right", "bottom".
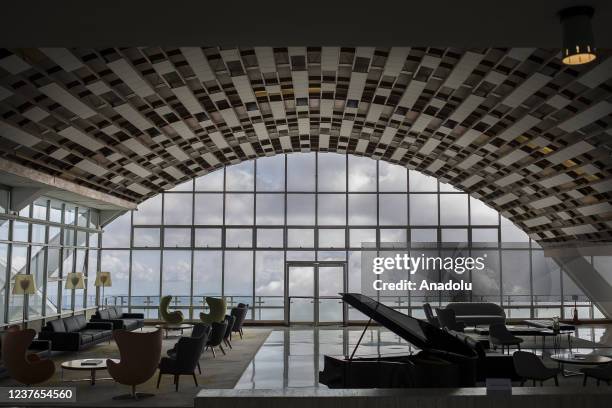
[{"left": 236, "top": 325, "right": 612, "bottom": 389}]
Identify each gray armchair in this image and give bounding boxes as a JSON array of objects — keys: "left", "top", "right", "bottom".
[
  {"left": 422, "top": 303, "right": 439, "bottom": 327},
  {"left": 435, "top": 308, "right": 466, "bottom": 332},
  {"left": 513, "top": 351, "right": 560, "bottom": 386},
  {"left": 582, "top": 362, "right": 612, "bottom": 386},
  {"left": 489, "top": 323, "right": 523, "bottom": 354}
]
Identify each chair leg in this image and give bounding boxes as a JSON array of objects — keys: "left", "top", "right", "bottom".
[
  {"left": 533, "top": 379, "right": 536, "bottom": 386},
  {"left": 175, "top": 375, "right": 180, "bottom": 392},
  {"left": 157, "top": 372, "right": 162, "bottom": 388},
  {"left": 554, "top": 375, "right": 558, "bottom": 386},
  {"left": 219, "top": 344, "right": 226, "bottom": 355},
  {"left": 193, "top": 372, "right": 198, "bottom": 386},
  {"left": 131, "top": 385, "right": 136, "bottom": 398},
  {"left": 197, "top": 361, "right": 201, "bottom": 374},
  {"left": 240, "top": 329, "right": 243, "bottom": 339},
  {"left": 211, "top": 347, "right": 216, "bottom": 358},
  {"left": 583, "top": 375, "right": 587, "bottom": 386},
  {"left": 227, "top": 339, "right": 232, "bottom": 349}
]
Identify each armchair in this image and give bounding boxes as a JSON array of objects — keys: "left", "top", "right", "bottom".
[
  {"left": 158, "top": 334, "right": 206, "bottom": 391},
  {"left": 199, "top": 297, "right": 226, "bottom": 324},
  {"left": 160, "top": 295, "right": 184, "bottom": 324},
  {"left": 1, "top": 328, "right": 55, "bottom": 385},
  {"left": 107, "top": 329, "right": 162, "bottom": 400},
  {"left": 435, "top": 308, "right": 466, "bottom": 332}
]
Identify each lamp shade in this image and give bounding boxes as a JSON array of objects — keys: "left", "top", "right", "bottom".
[
  {"left": 12, "top": 274, "right": 37, "bottom": 295},
  {"left": 559, "top": 6, "right": 596, "bottom": 65},
  {"left": 95, "top": 271, "right": 112, "bottom": 287},
  {"left": 65, "top": 272, "right": 85, "bottom": 289}
]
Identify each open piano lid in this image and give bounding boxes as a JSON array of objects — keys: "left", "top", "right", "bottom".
[{"left": 343, "top": 293, "right": 473, "bottom": 354}]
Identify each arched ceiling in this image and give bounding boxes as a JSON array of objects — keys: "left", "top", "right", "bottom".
[{"left": 0, "top": 47, "right": 611, "bottom": 242}]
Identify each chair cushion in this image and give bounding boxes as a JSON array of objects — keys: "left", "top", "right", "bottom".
[
  {"left": 63, "top": 317, "right": 80, "bottom": 333},
  {"left": 99, "top": 309, "right": 110, "bottom": 320},
  {"left": 123, "top": 319, "right": 139, "bottom": 331},
  {"left": 81, "top": 329, "right": 108, "bottom": 341},
  {"left": 79, "top": 333, "right": 94, "bottom": 344},
  {"left": 75, "top": 315, "right": 87, "bottom": 330},
  {"left": 108, "top": 307, "right": 119, "bottom": 319},
  {"left": 49, "top": 319, "right": 65, "bottom": 332},
  {"left": 114, "top": 306, "right": 124, "bottom": 317}
]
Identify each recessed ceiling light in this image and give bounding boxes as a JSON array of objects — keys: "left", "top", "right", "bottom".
[{"left": 559, "top": 6, "right": 597, "bottom": 65}]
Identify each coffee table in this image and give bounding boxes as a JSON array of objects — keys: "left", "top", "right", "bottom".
[
  {"left": 155, "top": 323, "right": 194, "bottom": 338},
  {"left": 61, "top": 358, "right": 119, "bottom": 385},
  {"left": 550, "top": 353, "right": 612, "bottom": 377},
  {"left": 524, "top": 320, "right": 575, "bottom": 352}
]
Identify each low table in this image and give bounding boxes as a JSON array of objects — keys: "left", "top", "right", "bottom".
[
  {"left": 473, "top": 325, "right": 558, "bottom": 352},
  {"left": 523, "top": 320, "right": 575, "bottom": 352},
  {"left": 550, "top": 353, "right": 612, "bottom": 377},
  {"left": 155, "top": 323, "right": 194, "bottom": 338},
  {"left": 61, "top": 359, "right": 118, "bottom": 385}
]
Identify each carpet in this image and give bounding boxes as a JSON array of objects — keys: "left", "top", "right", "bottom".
[{"left": 0, "top": 328, "right": 271, "bottom": 407}]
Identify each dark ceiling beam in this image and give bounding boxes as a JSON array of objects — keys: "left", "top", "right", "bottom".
[{"left": 1, "top": 0, "right": 612, "bottom": 47}]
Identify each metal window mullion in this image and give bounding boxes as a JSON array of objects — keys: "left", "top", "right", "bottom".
[
  {"left": 159, "top": 193, "right": 165, "bottom": 309},
  {"left": 189, "top": 179, "right": 196, "bottom": 320},
  {"left": 251, "top": 160, "right": 257, "bottom": 320},
  {"left": 127, "top": 210, "right": 133, "bottom": 312},
  {"left": 221, "top": 167, "right": 227, "bottom": 299}
]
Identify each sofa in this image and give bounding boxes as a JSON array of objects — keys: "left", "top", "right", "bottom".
[
  {"left": 445, "top": 302, "right": 506, "bottom": 326},
  {"left": 39, "top": 315, "right": 113, "bottom": 351},
  {"left": 91, "top": 306, "right": 144, "bottom": 331}
]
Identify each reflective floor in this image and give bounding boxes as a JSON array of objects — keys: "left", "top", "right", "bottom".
[{"left": 235, "top": 325, "right": 612, "bottom": 389}]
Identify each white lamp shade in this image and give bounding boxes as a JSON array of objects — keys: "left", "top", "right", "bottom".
[
  {"left": 65, "top": 272, "right": 85, "bottom": 289},
  {"left": 12, "top": 274, "right": 37, "bottom": 295},
  {"left": 95, "top": 271, "right": 112, "bottom": 287}
]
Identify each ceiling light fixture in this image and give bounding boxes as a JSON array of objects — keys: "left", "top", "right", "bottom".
[{"left": 559, "top": 6, "right": 597, "bottom": 65}]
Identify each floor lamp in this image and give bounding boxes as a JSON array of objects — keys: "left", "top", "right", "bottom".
[
  {"left": 12, "top": 274, "right": 36, "bottom": 328},
  {"left": 95, "top": 271, "right": 112, "bottom": 310},
  {"left": 65, "top": 272, "right": 85, "bottom": 308}
]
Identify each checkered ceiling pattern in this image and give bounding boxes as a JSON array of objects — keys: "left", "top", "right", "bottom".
[{"left": 0, "top": 47, "right": 611, "bottom": 242}]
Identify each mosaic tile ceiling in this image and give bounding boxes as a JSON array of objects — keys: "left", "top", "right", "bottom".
[{"left": 0, "top": 47, "right": 611, "bottom": 242}]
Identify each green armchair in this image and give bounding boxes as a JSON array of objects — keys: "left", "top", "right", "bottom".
[
  {"left": 199, "top": 297, "right": 226, "bottom": 324},
  {"left": 159, "top": 295, "right": 184, "bottom": 324}
]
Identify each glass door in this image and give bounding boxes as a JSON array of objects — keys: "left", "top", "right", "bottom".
[
  {"left": 285, "top": 261, "right": 347, "bottom": 325},
  {"left": 287, "top": 263, "right": 315, "bottom": 324}
]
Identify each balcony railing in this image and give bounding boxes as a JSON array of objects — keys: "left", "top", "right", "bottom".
[{"left": 90, "top": 293, "right": 603, "bottom": 321}]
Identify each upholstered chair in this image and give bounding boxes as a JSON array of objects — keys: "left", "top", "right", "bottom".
[
  {"left": 205, "top": 320, "right": 228, "bottom": 357},
  {"left": 199, "top": 297, "right": 226, "bottom": 324},
  {"left": 223, "top": 315, "right": 236, "bottom": 349},
  {"left": 422, "top": 303, "right": 439, "bottom": 327},
  {"left": 1, "top": 328, "right": 55, "bottom": 385},
  {"left": 167, "top": 323, "right": 211, "bottom": 374},
  {"left": 230, "top": 304, "right": 249, "bottom": 339},
  {"left": 489, "top": 323, "right": 523, "bottom": 354},
  {"left": 158, "top": 334, "right": 206, "bottom": 391},
  {"left": 159, "top": 295, "right": 184, "bottom": 324},
  {"left": 435, "top": 308, "right": 466, "bottom": 332},
  {"left": 107, "top": 329, "right": 162, "bottom": 399},
  {"left": 513, "top": 351, "right": 560, "bottom": 386},
  {"left": 582, "top": 362, "right": 612, "bottom": 386}
]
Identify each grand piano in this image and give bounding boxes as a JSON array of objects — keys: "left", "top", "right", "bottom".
[{"left": 319, "top": 293, "right": 485, "bottom": 388}]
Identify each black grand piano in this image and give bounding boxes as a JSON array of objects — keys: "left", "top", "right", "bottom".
[{"left": 319, "top": 293, "right": 515, "bottom": 388}]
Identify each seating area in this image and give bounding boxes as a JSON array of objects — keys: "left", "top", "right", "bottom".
[{"left": 0, "top": 302, "right": 253, "bottom": 403}]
